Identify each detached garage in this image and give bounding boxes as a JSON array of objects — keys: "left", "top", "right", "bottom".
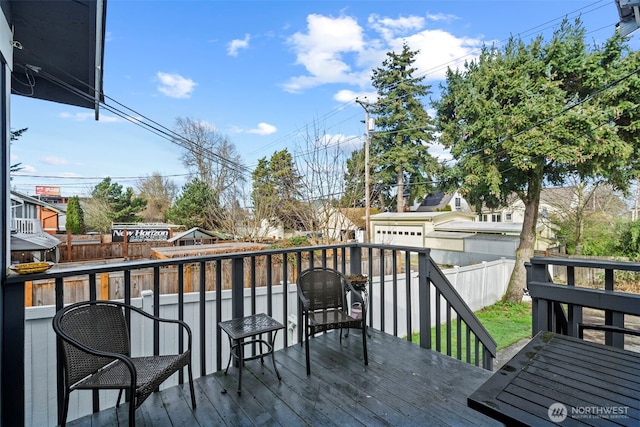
[{"left": 369, "top": 212, "right": 476, "bottom": 247}]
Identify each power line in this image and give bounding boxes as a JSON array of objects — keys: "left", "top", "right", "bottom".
[{"left": 10, "top": 0, "right": 620, "bottom": 192}]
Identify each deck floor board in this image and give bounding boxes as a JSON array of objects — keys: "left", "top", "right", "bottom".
[{"left": 67, "top": 329, "right": 500, "bottom": 426}]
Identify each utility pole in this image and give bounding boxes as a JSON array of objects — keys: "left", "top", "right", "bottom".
[{"left": 356, "top": 98, "right": 374, "bottom": 243}]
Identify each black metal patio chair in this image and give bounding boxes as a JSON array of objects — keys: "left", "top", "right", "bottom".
[
  {"left": 297, "top": 267, "right": 368, "bottom": 375},
  {"left": 52, "top": 300, "right": 196, "bottom": 427}
]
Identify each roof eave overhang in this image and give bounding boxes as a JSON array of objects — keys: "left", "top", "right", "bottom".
[{"left": 8, "top": 0, "right": 106, "bottom": 119}]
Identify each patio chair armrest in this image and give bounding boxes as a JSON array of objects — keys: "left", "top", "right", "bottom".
[
  {"left": 124, "top": 303, "right": 193, "bottom": 351},
  {"left": 296, "top": 286, "right": 311, "bottom": 310}
]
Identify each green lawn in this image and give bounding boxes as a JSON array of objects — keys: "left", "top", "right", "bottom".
[
  {"left": 410, "top": 301, "right": 532, "bottom": 358},
  {"left": 474, "top": 301, "right": 532, "bottom": 350}
]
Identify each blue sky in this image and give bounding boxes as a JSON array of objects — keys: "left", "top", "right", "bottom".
[{"left": 9, "top": 0, "right": 637, "bottom": 198}]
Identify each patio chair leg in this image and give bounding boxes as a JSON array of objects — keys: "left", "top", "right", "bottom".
[
  {"left": 362, "top": 324, "right": 368, "bottom": 365},
  {"left": 60, "top": 392, "right": 70, "bottom": 427},
  {"left": 116, "top": 388, "right": 124, "bottom": 407},
  {"left": 305, "top": 331, "right": 311, "bottom": 375},
  {"left": 188, "top": 362, "right": 197, "bottom": 408},
  {"left": 128, "top": 397, "right": 135, "bottom": 427}
]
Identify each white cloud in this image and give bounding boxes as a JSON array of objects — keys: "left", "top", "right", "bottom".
[
  {"left": 334, "top": 90, "right": 377, "bottom": 104},
  {"left": 99, "top": 115, "right": 121, "bottom": 123},
  {"left": 156, "top": 72, "right": 197, "bottom": 98},
  {"left": 283, "top": 14, "right": 367, "bottom": 93},
  {"left": 426, "top": 13, "right": 459, "bottom": 24},
  {"left": 247, "top": 123, "right": 277, "bottom": 135},
  {"left": 368, "top": 14, "right": 425, "bottom": 41},
  {"left": 18, "top": 165, "right": 37, "bottom": 173},
  {"left": 59, "top": 112, "right": 122, "bottom": 123},
  {"left": 228, "top": 34, "right": 251, "bottom": 57},
  {"left": 283, "top": 12, "right": 484, "bottom": 94},
  {"left": 400, "top": 30, "right": 484, "bottom": 80},
  {"left": 59, "top": 112, "right": 95, "bottom": 121},
  {"left": 41, "top": 156, "right": 69, "bottom": 166}
]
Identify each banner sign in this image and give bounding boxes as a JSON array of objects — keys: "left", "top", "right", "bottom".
[
  {"left": 111, "top": 228, "right": 170, "bottom": 243},
  {"left": 35, "top": 185, "right": 61, "bottom": 196}
]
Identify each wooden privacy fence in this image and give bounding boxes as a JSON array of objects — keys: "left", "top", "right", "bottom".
[
  {"left": 26, "top": 251, "right": 401, "bottom": 306},
  {"left": 58, "top": 241, "right": 172, "bottom": 262}
]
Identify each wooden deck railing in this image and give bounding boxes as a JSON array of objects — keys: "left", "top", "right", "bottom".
[
  {"left": 527, "top": 256, "right": 640, "bottom": 347},
  {"left": 4, "top": 242, "right": 496, "bottom": 426}
]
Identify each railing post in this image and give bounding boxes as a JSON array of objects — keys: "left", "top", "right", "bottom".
[
  {"left": 231, "top": 257, "right": 244, "bottom": 320},
  {"left": 418, "top": 251, "right": 431, "bottom": 350},
  {"left": 2, "top": 280, "right": 25, "bottom": 426},
  {"left": 603, "top": 268, "right": 625, "bottom": 348},
  {"left": 527, "top": 261, "right": 542, "bottom": 334},
  {"left": 349, "top": 245, "right": 362, "bottom": 275}
]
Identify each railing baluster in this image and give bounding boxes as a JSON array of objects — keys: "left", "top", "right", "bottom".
[
  {"left": 177, "top": 264, "right": 184, "bottom": 384},
  {"left": 465, "top": 325, "right": 471, "bottom": 364},
  {"left": 54, "top": 277, "right": 64, "bottom": 426},
  {"left": 435, "top": 288, "right": 442, "bottom": 352},
  {"left": 392, "top": 251, "right": 398, "bottom": 337},
  {"left": 446, "top": 302, "right": 452, "bottom": 356},
  {"left": 153, "top": 266, "right": 160, "bottom": 355},
  {"left": 379, "top": 248, "right": 385, "bottom": 333},
  {"left": 214, "top": 259, "right": 222, "bottom": 372},
  {"left": 405, "top": 251, "right": 412, "bottom": 342},
  {"left": 456, "top": 316, "right": 462, "bottom": 360},
  {"left": 88, "top": 273, "right": 99, "bottom": 412}
]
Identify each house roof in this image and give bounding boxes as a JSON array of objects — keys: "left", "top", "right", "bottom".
[
  {"left": 10, "top": 232, "right": 60, "bottom": 251},
  {"left": 370, "top": 211, "right": 475, "bottom": 222},
  {"left": 340, "top": 208, "right": 375, "bottom": 229},
  {"left": 167, "top": 227, "right": 230, "bottom": 243},
  {"left": 416, "top": 192, "right": 454, "bottom": 212},
  {"left": 7, "top": 0, "right": 107, "bottom": 117},
  {"left": 11, "top": 190, "right": 65, "bottom": 213},
  {"left": 152, "top": 242, "right": 269, "bottom": 259},
  {"left": 434, "top": 220, "right": 541, "bottom": 234}
]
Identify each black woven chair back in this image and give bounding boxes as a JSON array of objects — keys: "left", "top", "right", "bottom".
[
  {"left": 297, "top": 267, "right": 347, "bottom": 312},
  {"left": 57, "top": 302, "right": 130, "bottom": 386},
  {"left": 52, "top": 300, "right": 196, "bottom": 427}
]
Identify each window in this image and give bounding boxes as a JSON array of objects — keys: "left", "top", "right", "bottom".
[
  {"left": 455, "top": 197, "right": 461, "bottom": 208},
  {"left": 505, "top": 213, "right": 512, "bottom": 222},
  {"left": 492, "top": 214, "right": 502, "bottom": 222}
]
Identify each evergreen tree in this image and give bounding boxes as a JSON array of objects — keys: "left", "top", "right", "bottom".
[
  {"left": 341, "top": 148, "right": 366, "bottom": 208},
  {"left": 166, "top": 178, "right": 219, "bottom": 230},
  {"left": 370, "top": 43, "right": 437, "bottom": 212},
  {"left": 10, "top": 128, "right": 27, "bottom": 174},
  {"left": 434, "top": 19, "right": 640, "bottom": 301},
  {"left": 65, "top": 196, "right": 85, "bottom": 234},
  {"left": 251, "top": 149, "right": 304, "bottom": 231},
  {"left": 90, "top": 177, "right": 147, "bottom": 225}
]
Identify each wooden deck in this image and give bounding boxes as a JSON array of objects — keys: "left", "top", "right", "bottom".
[{"left": 67, "top": 329, "right": 500, "bottom": 426}]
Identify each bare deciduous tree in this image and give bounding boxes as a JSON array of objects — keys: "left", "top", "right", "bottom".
[
  {"left": 173, "top": 117, "right": 248, "bottom": 232},
  {"left": 136, "top": 172, "right": 178, "bottom": 223},
  {"left": 294, "top": 122, "right": 357, "bottom": 243}
]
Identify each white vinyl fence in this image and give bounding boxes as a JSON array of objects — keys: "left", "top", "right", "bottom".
[{"left": 25, "top": 258, "right": 513, "bottom": 426}]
